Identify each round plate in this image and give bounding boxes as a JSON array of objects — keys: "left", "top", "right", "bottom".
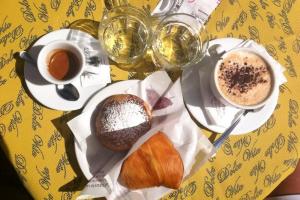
[
  {"left": 74, "top": 80, "right": 139, "bottom": 179},
  {"left": 182, "top": 38, "right": 279, "bottom": 135},
  {"left": 24, "top": 29, "right": 109, "bottom": 111}
]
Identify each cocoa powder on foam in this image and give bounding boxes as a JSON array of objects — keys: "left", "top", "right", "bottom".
[{"left": 217, "top": 51, "right": 273, "bottom": 106}]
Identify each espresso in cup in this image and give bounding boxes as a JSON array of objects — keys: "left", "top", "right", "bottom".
[
  {"left": 214, "top": 50, "right": 274, "bottom": 108},
  {"left": 48, "top": 50, "right": 80, "bottom": 80},
  {"left": 38, "top": 40, "right": 85, "bottom": 85}
]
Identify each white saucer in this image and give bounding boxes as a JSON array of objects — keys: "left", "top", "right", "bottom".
[
  {"left": 74, "top": 80, "right": 138, "bottom": 179},
  {"left": 24, "top": 29, "right": 110, "bottom": 111},
  {"left": 182, "top": 38, "right": 279, "bottom": 135}
]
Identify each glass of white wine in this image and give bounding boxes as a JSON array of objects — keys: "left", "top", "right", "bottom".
[
  {"left": 151, "top": 13, "right": 209, "bottom": 71},
  {"left": 98, "top": 6, "right": 152, "bottom": 65}
]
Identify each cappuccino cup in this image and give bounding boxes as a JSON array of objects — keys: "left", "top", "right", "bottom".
[{"left": 210, "top": 47, "right": 277, "bottom": 110}]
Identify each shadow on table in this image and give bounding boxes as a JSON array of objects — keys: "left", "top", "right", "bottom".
[
  {"left": 69, "top": 19, "right": 99, "bottom": 39},
  {"left": 51, "top": 111, "right": 88, "bottom": 192},
  {"left": 0, "top": 139, "right": 33, "bottom": 199},
  {"left": 52, "top": 112, "right": 107, "bottom": 200},
  {"left": 13, "top": 41, "right": 47, "bottom": 109}
]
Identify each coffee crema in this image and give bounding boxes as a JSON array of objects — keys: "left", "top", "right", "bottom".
[
  {"left": 217, "top": 51, "right": 273, "bottom": 106},
  {"left": 48, "top": 50, "right": 79, "bottom": 80}
]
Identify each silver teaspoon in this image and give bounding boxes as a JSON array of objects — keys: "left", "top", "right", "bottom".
[
  {"left": 19, "top": 51, "right": 80, "bottom": 101},
  {"left": 56, "top": 84, "right": 80, "bottom": 101},
  {"left": 213, "top": 109, "right": 253, "bottom": 149}
]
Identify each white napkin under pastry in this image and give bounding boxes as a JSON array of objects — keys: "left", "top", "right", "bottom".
[
  {"left": 68, "top": 71, "right": 215, "bottom": 200},
  {"left": 199, "top": 40, "right": 287, "bottom": 128}
]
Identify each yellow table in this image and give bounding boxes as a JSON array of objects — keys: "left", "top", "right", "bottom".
[{"left": 0, "top": 0, "right": 299, "bottom": 199}]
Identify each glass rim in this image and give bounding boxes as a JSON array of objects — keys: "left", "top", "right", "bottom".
[
  {"left": 151, "top": 13, "right": 209, "bottom": 69},
  {"left": 155, "top": 13, "right": 206, "bottom": 29},
  {"left": 101, "top": 5, "right": 151, "bottom": 24}
]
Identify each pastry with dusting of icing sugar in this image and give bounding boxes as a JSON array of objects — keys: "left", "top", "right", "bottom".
[{"left": 92, "top": 94, "right": 152, "bottom": 151}]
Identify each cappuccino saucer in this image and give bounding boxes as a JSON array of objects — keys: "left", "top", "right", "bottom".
[
  {"left": 24, "top": 29, "right": 110, "bottom": 111},
  {"left": 182, "top": 38, "right": 279, "bottom": 135}
]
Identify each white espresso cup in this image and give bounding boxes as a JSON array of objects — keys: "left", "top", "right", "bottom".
[
  {"left": 210, "top": 47, "right": 277, "bottom": 110},
  {"left": 37, "top": 40, "right": 85, "bottom": 85}
]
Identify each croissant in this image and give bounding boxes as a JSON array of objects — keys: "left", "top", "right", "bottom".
[{"left": 119, "top": 131, "right": 184, "bottom": 189}]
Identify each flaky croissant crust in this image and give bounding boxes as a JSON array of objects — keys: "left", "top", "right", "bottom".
[{"left": 120, "top": 131, "right": 184, "bottom": 189}]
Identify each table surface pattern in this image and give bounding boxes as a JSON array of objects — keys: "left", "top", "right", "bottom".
[{"left": 0, "top": 0, "right": 299, "bottom": 200}]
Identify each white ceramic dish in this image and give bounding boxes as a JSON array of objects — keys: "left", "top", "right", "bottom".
[
  {"left": 24, "top": 29, "right": 109, "bottom": 111},
  {"left": 182, "top": 38, "right": 279, "bottom": 134}
]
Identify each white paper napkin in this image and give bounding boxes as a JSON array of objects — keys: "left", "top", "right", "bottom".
[
  {"left": 176, "top": 0, "right": 220, "bottom": 21},
  {"left": 152, "top": 0, "right": 220, "bottom": 22},
  {"left": 66, "top": 29, "right": 111, "bottom": 87},
  {"left": 199, "top": 40, "right": 287, "bottom": 128},
  {"left": 69, "top": 72, "right": 215, "bottom": 200}
]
